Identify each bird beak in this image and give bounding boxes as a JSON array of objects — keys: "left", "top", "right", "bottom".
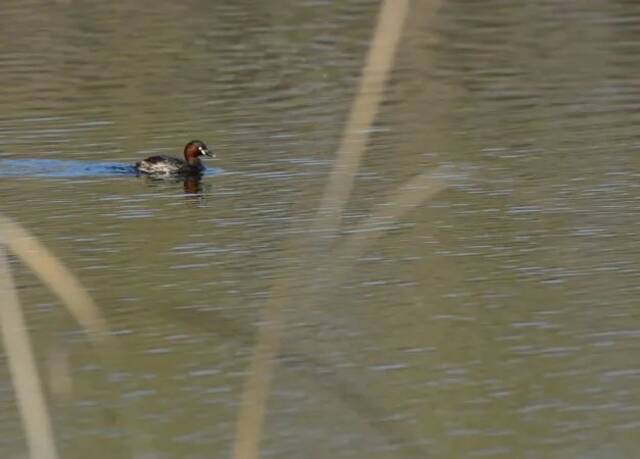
[{"left": 199, "top": 146, "right": 215, "bottom": 158}]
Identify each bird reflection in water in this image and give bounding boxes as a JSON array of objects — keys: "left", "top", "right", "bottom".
[
  {"left": 182, "top": 175, "right": 202, "bottom": 194},
  {"left": 138, "top": 173, "right": 206, "bottom": 197}
]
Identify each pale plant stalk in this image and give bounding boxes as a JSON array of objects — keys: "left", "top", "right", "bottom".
[
  {"left": 0, "top": 215, "right": 108, "bottom": 339},
  {"left": 231, "top": 169, "right": 451, "bottom": 459},
  {"left": 231, "top": 1, "right": 412, "bottom": 458},
  {"left": 334, "top": 168, "right": 450, "bottom": 263},
  {"left": 311, "top": 0, "right": 411, "bottom": 236},
  {"left": 321, "top": 168, "right": 450, "bottom": 290},
  {"left": 0, "top": 215, "right": 128, "bottom": 457},
  {"left": 230, "top": 284, "right": 286, "bottom": 459},
  {"left": 0, "top": 244, "right": 59, "bottom": 459}
]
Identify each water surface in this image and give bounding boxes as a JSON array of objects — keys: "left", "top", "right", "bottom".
[{"left": 1, "top": 1, "right": 640, "bottom": 458}]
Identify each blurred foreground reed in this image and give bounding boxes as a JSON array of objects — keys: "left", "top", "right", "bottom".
[
  {"left": 0, "top": 242, "right": 59, "bottom": 459},
  {"left": 231, "top": 1, "right": 446, "bottom": 458},
  {"left": 0, "top": 215, "right": 110, "bottom": 459}
]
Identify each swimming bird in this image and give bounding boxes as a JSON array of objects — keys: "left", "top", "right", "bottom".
[{"left": 135, "top": 140, "right": 214, "bottom": 175}]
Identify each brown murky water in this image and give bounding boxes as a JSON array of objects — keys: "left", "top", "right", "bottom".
[{"left": 2, "top": 1, "right": 640, "bottom": 458}]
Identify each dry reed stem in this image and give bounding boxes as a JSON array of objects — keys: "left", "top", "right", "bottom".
[
  {"left": 0, "top": 245, "right": 59, "bottom": 459},
  {"left": 231, "top": 1, "right": 411, "bottom": 458},
  {"left": 0, "top": 215, "right": 108, "bottom": 339},
  {"left": 334, "top": 167, "right": 449, "bottom": 263},
  {"left": 0, "top": 215, "right": 149, "bottom": 456},
  {"left": 231, "top": 170, "right": 449, "bottom": 459},
  {"left": 230, "top": 282, "right": 288, "bottom": 459},
  {"left": 311, "top": 0, "right": 410, "bottom": 236}
]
